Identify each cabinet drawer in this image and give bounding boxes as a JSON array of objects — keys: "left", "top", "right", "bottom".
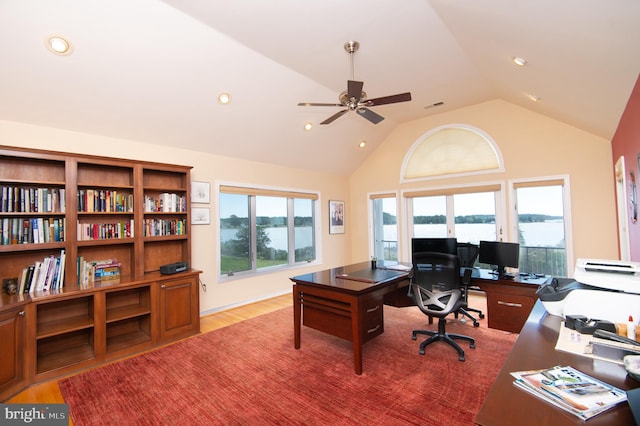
[
  {"left": 360, "top": 298, "right": 383, "bottom": 342},
  {"left": 486, "top": 293, "right": 536, "bottom": 333}
]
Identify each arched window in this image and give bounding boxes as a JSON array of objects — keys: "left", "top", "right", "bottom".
[{"left": 401, "top": 125, "right": 503, "bottom": 182}]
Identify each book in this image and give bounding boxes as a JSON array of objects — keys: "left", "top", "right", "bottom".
[{"left": 511, "top": 365, "right": 627, "bottom": 420}]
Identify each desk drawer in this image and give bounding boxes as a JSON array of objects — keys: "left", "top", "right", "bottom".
[
  {"left": 486, "top": 292, "right": 536, "bottom": 333},
  {"left": 360, "top": 297, "right": 384, "bottom": 342}
]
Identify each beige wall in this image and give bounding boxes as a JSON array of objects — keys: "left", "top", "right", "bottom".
[
  {"left": 0, "top": 120, "right": 351, "bottom": 314},
  {"left": 350, "top": 100, "right": 619, "bottom": 273},
  {"left": 0, "top": 98, "right": 619, "bottom": 312}
]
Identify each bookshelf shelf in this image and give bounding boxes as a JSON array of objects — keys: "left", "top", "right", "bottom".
[{"left": 0, "top": 145, "right": 200, "bottom": 398}]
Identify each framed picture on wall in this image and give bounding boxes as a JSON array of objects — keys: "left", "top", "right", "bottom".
[
  {"left": 329, "top": 200, "right": 345, "bottom": 234},
  {"left": 191, "top": 207, "right": 210, "bottom": 225},
  {"left": 191, "top": 181, "right": 210, "bottom": 204}
]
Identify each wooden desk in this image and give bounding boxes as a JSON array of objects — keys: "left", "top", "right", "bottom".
[
  {"left": 383, "top": 267, "right": 548, "bottom": 333},
  {"left": 476, "top": 301, "right": 638, "bottom": 425},
  {"left": 290, "top": 263, "right": 409, "bottom": 375}
]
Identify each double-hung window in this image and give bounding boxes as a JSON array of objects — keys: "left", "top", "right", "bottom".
[{"left": 219, "top": 185, "right": 317, "bottom": 276}]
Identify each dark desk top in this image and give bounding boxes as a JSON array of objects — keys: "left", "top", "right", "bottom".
[
  {"left": 290, "top": 262, "right": 409, "bottom": 294},
  {"left": 476, "top": 301, "right": 638, "bottom": 425}
]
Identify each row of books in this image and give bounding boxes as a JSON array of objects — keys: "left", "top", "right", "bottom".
[
  {"left": 0, "top": 186, "right": 66, "bottom": 213},
  {"left": 77, "top": 220, "right": 134, "bottom": 240},
  {"left": 143, "top": 218, "right": 186, "bottom": 237},
  {"left": 1, "top": 217, "right": 65, "bottom": 245},
  {"left": 17, "top": 250, "right": 67, "bottom": 294},
  {"left": 511, "top": 365, "right": 627, "bottom": 420},
  {"left": 78, "top": 257, "right": 121, "bottom": 285},
  {"left": 77, "top": 189, "right": 134, "bottom": 213},
  {"left": 143, "top": 193, "right": 186, "bottom": 213}
]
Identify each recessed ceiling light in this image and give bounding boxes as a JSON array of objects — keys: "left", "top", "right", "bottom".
[
  {"left": 217, "top": 93, "right": 231, "bottom": 105},
  {"left": 513, "top": 57, "right": 528, "bottom": 66},
  {"left": 46, "top": 36, "right": 71, "bottom": 55},
  {"left": 528, "top": 94, "right": 540, "bottom": 102},
  {"left": 304, "top": 122, "right": 313, "bottom": 131},
  {"left": 359, "top": 141, "right": 366, "bottom": 148}
]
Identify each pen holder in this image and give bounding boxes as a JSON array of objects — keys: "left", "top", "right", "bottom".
[{"left": 371, "top": 260, "right": 377, "bottom": 269}]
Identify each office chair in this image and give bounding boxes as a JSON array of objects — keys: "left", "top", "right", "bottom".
[
  {"left": 410, "top": 252, "right": 476, "bottom": 361},
  {"left": 456, "top": 242, "right": 485, "bottom": 324}
]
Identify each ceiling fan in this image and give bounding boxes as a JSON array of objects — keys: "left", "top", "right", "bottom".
[{"left": 298, "top": 41, "right": 412, "bottom": 125}]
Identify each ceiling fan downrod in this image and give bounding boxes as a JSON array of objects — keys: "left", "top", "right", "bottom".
[{"left": 344, "top": 41, "right": 359, "bottom": 81}]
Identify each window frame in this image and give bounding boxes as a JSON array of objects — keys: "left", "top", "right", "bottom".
[
  {"left": 217, "top": 183, "right": 321, "bottom": 281},
  {"left": 508, "top": 175, "right": 573, "bottom": 276}
]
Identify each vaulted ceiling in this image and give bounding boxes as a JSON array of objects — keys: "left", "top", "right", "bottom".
[{"left": 1, "top": 0, "right": 639, "bottom": 175}]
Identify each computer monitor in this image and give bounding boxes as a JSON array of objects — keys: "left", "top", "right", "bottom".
[
  {"left": 411, "top": 237, "right": 457, "bottom": 257},
  {"left": 478, "top": 240, "right": 520, "bottom": 278}
]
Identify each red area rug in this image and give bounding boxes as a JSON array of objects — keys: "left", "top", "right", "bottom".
[{"left": 59, "top": 305, "right": 516, "bottom": 425}]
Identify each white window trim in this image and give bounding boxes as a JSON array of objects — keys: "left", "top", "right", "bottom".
[
  {"left": 367, "top": 190, "right": 401, "bottom": 260},
  {"left": 508, "top": 175, "right": 574, "bottom": 276},
  {"left": 215, "top": 181, "right": 322, "bottom": 282},
  {"left": 400, "top": 180, "right": 506, "bottom": 263}
]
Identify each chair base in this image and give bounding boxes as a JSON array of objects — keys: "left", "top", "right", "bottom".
[{"left": 412, "top": 318, "right": 475, "bottom": 361}]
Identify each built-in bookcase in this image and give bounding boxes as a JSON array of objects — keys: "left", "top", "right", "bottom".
[{"left": 0, "top": 145, "right": 200, "bottom": 392}]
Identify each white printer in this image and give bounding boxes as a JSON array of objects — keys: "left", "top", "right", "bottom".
[{"left": 537, "top": 258, "right": 640, "bottom": 324}]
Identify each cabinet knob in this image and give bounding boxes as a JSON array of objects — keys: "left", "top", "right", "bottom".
[
  {"left": 161, "top": 285, "right": 166, "bottom": 288},
  {"left": 18, "top": 311, "right": 25, "bottom": 316}
]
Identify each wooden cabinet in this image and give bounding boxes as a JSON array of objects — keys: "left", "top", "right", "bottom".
[
  {"left": 158, "top": 275, "right": 200, "bottom": 342},
  {"left": 0, "top": 146, "right": 201, "bottom": 398},
  {"left": 0, "top": 303, "right": 26, "bottom": 401},
  {"left": 476, "top": 280, "right": 541, "bottom": 333}
]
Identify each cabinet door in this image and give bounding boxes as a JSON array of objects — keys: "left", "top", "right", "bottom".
[
  {"left": 158, "top": 276, "right": 199, "bottom": 341},
  {"left": 0, "top": 306, "right": 25, "bottom": 400}
]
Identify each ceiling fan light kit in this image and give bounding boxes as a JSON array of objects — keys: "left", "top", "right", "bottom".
[{"left": 298, "top": 41, "right": 411, "bottom": 125}]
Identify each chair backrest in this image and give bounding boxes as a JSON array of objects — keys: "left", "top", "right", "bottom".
[
  {"left": 457, "top": 242, "right": 479, "bottom": 268},
  {"left": 411, "top": 251, "right": 460, "bottom": 293}
]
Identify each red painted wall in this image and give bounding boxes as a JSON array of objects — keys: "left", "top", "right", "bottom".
[{"left": 611, "top": 73, "right": 640, "bottom": 261}]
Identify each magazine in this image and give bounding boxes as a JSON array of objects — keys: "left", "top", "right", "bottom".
[{"left": 511, "top": 365, "right": 627, "bottom": 420}]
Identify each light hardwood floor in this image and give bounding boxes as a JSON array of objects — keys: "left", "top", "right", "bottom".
[{"left": 7, "top": 291, "right": 486, "bottom": 406}]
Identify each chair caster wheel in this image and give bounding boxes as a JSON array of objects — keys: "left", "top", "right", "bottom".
[
  {"left": 412, "top": 335, "right": 417, "bottom": 341},
  {"left": 419, "top": 349, "right": 425, "bottom": 355},
  {"left": 473, "top": 321, "right": 480, "bottom": 327},
  {"left": 458, "top": 355, "right": 465, "bottom": 362},
  {"left": 470, "top": 342, "right": 476, "bottom": 349},
  {"left": 480, "top": 314, "right": 485, "bottom": 319}
]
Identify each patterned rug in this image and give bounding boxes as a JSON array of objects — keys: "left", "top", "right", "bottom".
[{"left": 59, "top": 305, "right": 516, "bottom": 425}]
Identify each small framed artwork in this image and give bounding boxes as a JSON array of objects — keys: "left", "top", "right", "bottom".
[
  {"left": 329, "top": 200, "right": 345, "bottom": 234},
  {"left": 191, "top": 207, "right": 210, "bottom": 225},
  {"left": 191, "top": 181, "right": 210, "bottom": 204}
]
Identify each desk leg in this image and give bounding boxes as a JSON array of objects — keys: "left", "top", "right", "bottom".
[
  {"left": 351, "top": 300, "right": 363, "bottom": 375},
  {"left": 293, "top": 285, "right": 301, "bottom": 349}
]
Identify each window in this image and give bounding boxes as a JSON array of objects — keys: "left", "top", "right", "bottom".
[
  {"left": 371, "top": 194, "right": 397, "bottom": 262},
  {"left": 219, "top": 186, "right": 317, "bottom": 276},
  {"left": 405, "top": 185, "right": 502, "bottom": 257},
  {"left": 512, "top": 178, "right": 571, "bottom": 276}
]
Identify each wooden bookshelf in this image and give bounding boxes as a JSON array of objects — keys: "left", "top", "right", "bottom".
[{"left": 0, "top": 145, "right": 201, "bottom": 400}]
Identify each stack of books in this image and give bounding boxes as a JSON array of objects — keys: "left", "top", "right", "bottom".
[
  {"left": 77, "top": 258, "right": 121, "bottom": 285},
  {"left": 511, "top": 365, "right": 627, "bottom": 420}
]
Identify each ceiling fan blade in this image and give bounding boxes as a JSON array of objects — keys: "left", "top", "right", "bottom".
[
  {"left": 367, "top": 92, "right": 412, "bottom": 106},
  {"left": 298, "top": 102, "right": 343, "bottom": 107},
  {"left": 347, "top": 80, "right": 364, "bottom": 102},
  {"left": 357, "top": 107, "right": 385, "bottom": 124},
  {"left": 321, "top": 109, "right": 349, "bottom": 125}
]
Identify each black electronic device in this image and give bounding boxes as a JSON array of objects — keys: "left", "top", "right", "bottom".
[
  {"left": 160, "top": 261, "right": 189, "bottom": 275},
  {"left": 411, "top": 237, "right": 457, "bottom": 256},
  {"left": 478, "top": 240, "right": 520, "bottom": 279}
]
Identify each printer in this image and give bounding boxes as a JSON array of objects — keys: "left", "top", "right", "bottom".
[{"left": 536, "top": 258, "right": 640, "bottom": 324}]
